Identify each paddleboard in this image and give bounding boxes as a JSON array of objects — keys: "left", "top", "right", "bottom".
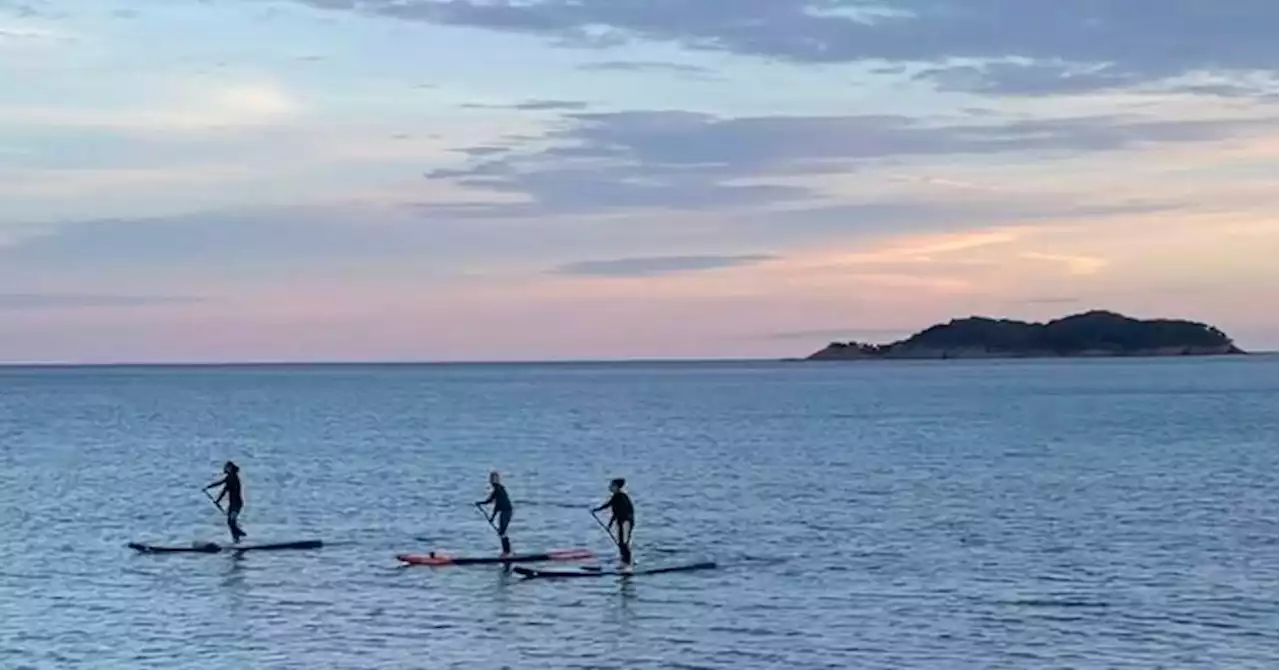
[
  {"left": 513, "top": 560, "right": 717, "bottom": 579},
  {"left": 397, "top": 548, "right": 592, "bottom": 566},
  {"left": 128, "top": 539, "right": 323, "bottom": 554}
]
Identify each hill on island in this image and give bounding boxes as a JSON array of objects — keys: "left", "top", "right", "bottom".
[{"left": 806, "top": 310, "right": 1245, "bottom": 361}]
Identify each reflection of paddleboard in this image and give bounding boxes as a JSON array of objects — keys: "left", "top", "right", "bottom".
[{"left": 128, "top": 540, "right": 323, "bottom": 553}]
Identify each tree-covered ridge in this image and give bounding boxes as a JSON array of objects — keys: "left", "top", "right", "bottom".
[{"left": 808, "top": 311, "right": 1244, "bottom": 360}]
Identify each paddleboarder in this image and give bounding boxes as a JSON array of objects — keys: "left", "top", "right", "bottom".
[
  {"left": 476, "top": 470, "right": 514, "bottom": 556},
  {"left": 204, "top": 461, "right": 246, "bottom": 543},
  {"left": 593, "top": 477, "right": 635, "bottom": 567}
]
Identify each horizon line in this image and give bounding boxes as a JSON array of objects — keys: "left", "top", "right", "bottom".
[{"left": 0, "top": 352, "right": 1274, "bottom": 369}]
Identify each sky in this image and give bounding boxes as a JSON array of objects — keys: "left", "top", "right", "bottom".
[{"left": 0, "top": 0, "right": 1276, "bottom": 363}]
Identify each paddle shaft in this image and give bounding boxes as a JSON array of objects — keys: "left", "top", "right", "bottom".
[
  {"left": 474, "top": 502, "right": 499, "bottom": 532},
  {"left": 202, "top": 488, "right": 224, "bottom": 513},
  {"left": 590, "top": 509, "right": 618, "bottom": 545}
]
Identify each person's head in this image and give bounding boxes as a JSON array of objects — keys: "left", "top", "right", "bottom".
[
  {"left": 609, "top": 477, "right": 626, "bottom": 493},
  {"left": 223, "top": 460, "right": 239, "bottom": 474},
  {"left": 489, "top": 470, "right": 501, "bottom": 485}
]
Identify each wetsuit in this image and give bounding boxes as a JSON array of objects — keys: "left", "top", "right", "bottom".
[
  {"left": 594, "top": 492, "right": 635, "bottom": 564},
  {"left": 213, "top": 473, "right": 246, "bottom": 543},
  {"left": 479, "top": 483, "right": 513, "bottom": 554}
]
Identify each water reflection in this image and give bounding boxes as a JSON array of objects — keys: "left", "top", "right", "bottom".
[{"left": 220, "top": 552, "right": 246, "bottom": 590}]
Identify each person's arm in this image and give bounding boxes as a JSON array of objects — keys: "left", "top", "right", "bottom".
[
  {"left": 592, "top": 494, "right": 614, "bottom": 513},
  {"left": 203, "top": 477, "right": 225, "bottom": 491},
  {"left": 215, "top": 487, "right": 228, "bottom": 504},
  {"left": 475, "top": 489, "right": 495, "bottom": 507}
]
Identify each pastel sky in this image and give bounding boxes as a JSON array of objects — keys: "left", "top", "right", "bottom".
[{"left": 1, "top": 0, "right": 1276, "bottom": 363}]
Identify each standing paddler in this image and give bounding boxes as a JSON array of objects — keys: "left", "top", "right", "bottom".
[
  {"left": 593, "top": 477, "right": 635, "bottom": 568},
  {"left": 476, "top": 470, "right": 514, "bottom": 557},
  {"left": 203, "top": 460, "right": 246, "bottom": 544}
]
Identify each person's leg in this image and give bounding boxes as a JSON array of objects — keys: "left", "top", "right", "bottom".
[
  {"left": 617, "top": 520, "right": 633, "bottom": 565},
  {"left": 227, "top": 506, "right": 245, "bottom": 542},
  {"left": 497, "top": 509, "right": 512, "bottom": 554}
]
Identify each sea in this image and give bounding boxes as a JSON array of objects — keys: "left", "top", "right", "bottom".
[{"left": 0, "top": 356, "right": 1276, "bottom": 669}]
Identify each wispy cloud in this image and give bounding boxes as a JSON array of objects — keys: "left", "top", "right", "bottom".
[
  {"left": 0, "top": 25, "right": 66, "bottom": 41},
  {"left": 0, "top": 80, "right": 301, "bottom": 133},
  {"left": 577, "top": 60, "right": 719, "bottom": 79},
  {"left": 462, "top": 99, "right": 589, "bottom": 111},
  {"left": 553, "top": 254, "right": 777, "bottom": 277},
  {"left": 1020, "top": 251, "right": 1108, "bottom": 276},
  {"left": 0, "top": 293, "right": 205, "bottom": 310},
  {"left": 1015, "top": 296, "right": 1081, "bottom": 305}
]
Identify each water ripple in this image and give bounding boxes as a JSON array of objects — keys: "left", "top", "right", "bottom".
[{"left": 0, "top": 358, "right": 1275, "bottom": 668}]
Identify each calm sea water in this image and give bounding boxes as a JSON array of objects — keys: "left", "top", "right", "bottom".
[{"left": 0, "top": 357, "right": 1276, "bottom": 669}]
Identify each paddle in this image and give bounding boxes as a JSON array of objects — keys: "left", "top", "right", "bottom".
[
  {"left": 590, "top": 509, "right": 617, "bottom": 545},
  {"left": 202, "top": 488, "right": 224, "bottom": 513},
  {"left": 474, "top": 502, "right": 498, "bottom": 532},
  {"left": 591, "top": 509, "right": 638, "bottom": 567}
]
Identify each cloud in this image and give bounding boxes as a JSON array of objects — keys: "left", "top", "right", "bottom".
[
  {"left": 553, "top": 254, "right": 777, "bottom": 277},
  {"left": 0, "top": 293, "right": 204, "bottom": 310},
  {"left": 577, "top": 60, "right": 719, "bottom": 78},
  {"left": 1015, "top": 296, "right": 1081, "bottom": 306},
  {"left": 283, "top": 0, "right": 1278, "bottom": 94},
  {"left": 914, "top": 61, "right": 1141, "bottom": 96},
  {"left": 462, "top": 99, "right": 590, "bottom": 111},
  {"left": 0, "top": 80, "right": 301, "bottom": 133},
  {"left": 421, "top": 109, "right": 1273, "bottom": 217},
  {"left": 0, "top": 23, "right": 71, "bottom": 43},
  {"left": 914, "top": 61, "right": 1280, "bottom": 97},
  {"left": 0, "top": 1, "right": 50, "bottom": 19},
  {"left": 767, "top": 327, "right": 913, "bottom": 342},
  {"left": 0, "top": 208, "right": 418, "bottom": 269},
  {"left": 1019, "top": 251, "right": 1108, "bottom": 276}
]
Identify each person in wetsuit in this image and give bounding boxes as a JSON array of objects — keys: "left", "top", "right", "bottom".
[
  {"left": 476, "top": 470, "right": 514, "bottom": 556},
  {"left": 204, "top": 461, "right": 246, "bottom": 543},
  {"left": 593, "top": 477, "right": 635, "bottom": 567}
]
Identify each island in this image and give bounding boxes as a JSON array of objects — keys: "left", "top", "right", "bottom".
[{"left": 805, "top": 310, "right": 1246, "bottom": 361}]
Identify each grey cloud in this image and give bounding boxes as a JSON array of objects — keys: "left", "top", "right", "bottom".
[
  {"left": 914, "top": 62, "right": 1142, "bottom": 96},
  {"left": 0, "top": 293, "right": 204, "bottom": 310},
  {"left": 514, "top": 99, "right": 590, "bottom": 111},
  {"left": 577, "top": 60, "right": 719, "bottom": 79},
  {"left": 284, "top": 0, "right": 1278, "bottom": 94},
  {"left": 0, "top": 1, "right": 48, "bottom": 19},
  {"left": 917, "top": 62, "right": 1280, "bottom": 98},
  {"left": 461, "top": 99, "right": 589, "bottom": 111},
  {"left": 421, "top": 109, "right": 1272, "bottom": 216},
  {"left": 554, "top": 254, "right": 777, "bottom": 277}
]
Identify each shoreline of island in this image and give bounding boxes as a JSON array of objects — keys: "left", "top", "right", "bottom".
[{"left": 802, "top": 310, "right": 1247, "bottom": 362}]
